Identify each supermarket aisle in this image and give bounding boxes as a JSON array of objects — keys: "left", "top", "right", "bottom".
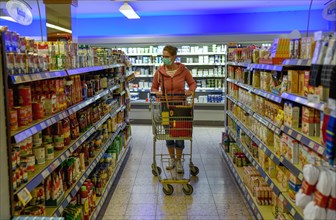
[{"left": 102, "top": 125, "right": 252, "bottom": 220}]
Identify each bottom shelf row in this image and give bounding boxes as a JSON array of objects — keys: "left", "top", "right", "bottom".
[
  {"left": 220, "top": 145, "right": 301, "bottom": 220},
  {"left": 14, "top": 127, "right": 132, "bottom": 220}
]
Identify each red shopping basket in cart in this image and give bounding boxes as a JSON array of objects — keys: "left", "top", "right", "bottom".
[{"left": 169, "top": 105, "right": 193, "bottom": 137}]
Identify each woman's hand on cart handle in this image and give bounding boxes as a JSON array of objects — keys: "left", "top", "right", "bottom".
[
  {"left": 185, "top": 90, "right": 194, "bottom": 96},
  {"left": 151, "top": 91, "right": 162, "bottom": 97}
]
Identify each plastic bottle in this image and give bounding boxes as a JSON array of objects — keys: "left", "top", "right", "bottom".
[
  {"left": 82, "top": 80, "right": 88, "bottom": 100},
  {"left": 80, "top": 186, "right": 89, "bottom": 220}
]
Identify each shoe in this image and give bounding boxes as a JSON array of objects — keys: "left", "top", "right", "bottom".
[
  {"left": 176, "top": 160, "right": 184, "bottom": 173},
  {"left": 166, "top": 158, "right": 175, "bottom": 170}
]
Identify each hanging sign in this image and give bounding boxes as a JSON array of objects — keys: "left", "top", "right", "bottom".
[
  {"left": 6, "top": 0, "right": 33, "bottom": 25},
  {"left": 322, "top": 1, "right": 336, "bottom": 21}
]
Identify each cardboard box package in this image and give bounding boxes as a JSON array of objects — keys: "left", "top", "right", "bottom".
[
  {"left": 287, "top": 70, "right": 299, "bottom": 93},
  {"left": 302, "top": 106, "right": 315, "bottom": 136}
]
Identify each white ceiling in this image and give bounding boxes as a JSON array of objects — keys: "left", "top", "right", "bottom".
[{"left": 73, "top": 0, "right": 328, "bottom": 18}]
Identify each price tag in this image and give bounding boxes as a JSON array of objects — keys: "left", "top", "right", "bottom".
[
  {"left": 290, "top": 208, "right": 296, "bottom": 216},
  {"left": 298, "top": 173, "right": 304, "bottom": 181},
  {"left": 270, "top": 154, "right": 274, "bottom": 160},
  {"left": 67, "top": 196, "right": 72, "bottom": 203},
  {"left": 318, "top": 146, "right": 324, "bottom": 155},
  {"left": 280, "top": 157, "right": 284, "bottom": 163},
  {"left": 309, "top": 141, "right": 315, "bottom": 149},
  {"left": 314, "top": 31, "right": 323, "bottom": 41},
  {"left": 265, "top": 176, "right": 269, "bottom": 182},
  {"left": 307, "top": 94, "right": 320, "bottom": 104},
  {"left": 23, "top": 75, "right": 30, "bottom": 81},
  {"left": 14, "top": 76, "right": 21, "bottom": 83},
  {"left": 53, "top": 159, "right": 60, "bottom": 168},
  {"left": 256, "top": 164, "right": 259, "bottom": 169},
  {"left": 17, "top": 188, "right": 32, "bottom": 206},
  {"left": 60, "top": 155, "right": 66, "bottom": 161},
  {"left": 270, "top": 183, "right": 274, "bottom": 189},
  {"left": 51, "top": 117, "right": 56, "bottom": 123},
  {"left": 41, "top": 169, "right": 50, "bottom": 178},
  {"left": 30, "top": 126, "right": 38, "bottom": 134},
  {"left": 296, "top": 134, "right": 302, "bottom": 141},
  {"left": 328, "top": 98, "right": 336, "bottom": 111},
  {"left": 279, "top": 194, "right": 285, "bottom": 202},
  {"left": 288, "top": 129, "right": 293, "bottom": 136}
]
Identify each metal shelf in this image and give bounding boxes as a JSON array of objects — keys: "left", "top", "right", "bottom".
[
  {"left": 227, "top": 61, "right": 252, "bottom": 68},
  {"left": 227, "top": 111, "right": 281, "bottom": 165},
  {"left": 67, "top": 64, "right": 123, "bottom": 75},
  {"left": 12, "top": 110, "right": 69, "bottom": 143},
  {"left": 226, "top": 78, "right": 282, "bottom": 103},
  {"left": 9, "top": 70, "right": 67, "bottom": 84},
  {"left": 184, "top": 63, "right": 225, "bottom": 66},
  {"left": 251, "top": 64, "right": 283, "bottom": 72},
  {"left": 12, "top": 85, "right": 119, "bottom": 143},
  {"left": 220, "top": 146, "right": 272, "bottom": 220},
  {"left": 282, "top": 59, "right": 311, "bottom": 66},
  {"left": 90, "top": 139, "right": 130, "bottom": 220},
  {"left": 49, "top": 124, "right": 125, "bottom": 216},
  {"left": 281, "top": 93, "right": 325, "bottom": 111},
  {"left": 281, "top": 125, "right": 325, "bottom": 156},
  {"left": 280, "top": 156, "right": 304, "bottom": 181},
  {"left": 15, "top": 105, "right": 126, "bottom": 201},
  {"left": 227, "top": 128, "right": 282, "bottom": 195},
  {"left": 226, "top": 127, "right": 304, "bottom": 220},
  {"left": 253, "top": 88, "right": 282, "bottom": 103}
]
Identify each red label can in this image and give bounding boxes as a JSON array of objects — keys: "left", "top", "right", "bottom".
[
  {"left": 18, "top": 86, "right": 32, "bottom": 106},
  {"left": 9, "top": 109, "right": 18, "bottom": 131},
  {"left": 32, "top": 102, "right": 45, "bottom": 120},
  {"left": 8, "top": 89, "right": 14, "bottom": 108},
  {"left": 25, "top": 106, "right": 33, "bottom": 123},
  {"left": 15, "top": 106, "right": 28, "bottom": 126}
]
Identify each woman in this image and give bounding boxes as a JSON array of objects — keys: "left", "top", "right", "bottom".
[{"left": 151, "top": 45, "right": 197, "bottom": 173}]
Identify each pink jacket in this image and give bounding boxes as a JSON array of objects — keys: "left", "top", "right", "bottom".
[{"left": 151, "top": 63, "right": 197, "bottom": 94}]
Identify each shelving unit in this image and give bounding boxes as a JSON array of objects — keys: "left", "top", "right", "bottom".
[
  {"left": 222, "top": 52, "right": 333, "bottom": 219},
  {"left": 0, "top": 30, "right": 133, "bottom": 219},
  {"left": 220, "top": 145, "right": 273, "bottom": 220},
  {"left": 125, "top": 44, "right": 226, "bottom": 125}
]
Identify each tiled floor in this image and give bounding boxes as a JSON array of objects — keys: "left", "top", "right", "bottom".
[{"left": 102, "top": 125, "right": 253, "bottom": 220}]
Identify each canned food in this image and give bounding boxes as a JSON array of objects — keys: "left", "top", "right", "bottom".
[
  {"left": 32, "top": 102, "right": 45, "bottom": 120},
  {"left": 8, "top": 89, "right": 14, "bottom": 108},
  {"left": 22, "top": 154, "right": 35, "bottom": 172},
  {"left": 15, "top": 106, "right": 28, "bottom": 127},
  {"left": 12, "top": 149, "right": 17, "bottom": 171},
  {"left": 26, "top": 136, "right": 33, "bottom": 155},
  {"left": 44, "top": 143, "right": 54, "bottom": 160},
  {"left": 53, "top": 135, "right": 64, "bottom": 150},
  {"left": 33, "top": 146, "right": 45, "bottom": 165},
  {"left": 33, "top": 131, "right": 42, "bottom": 140},
  {"left": 25, "top": 106, "right": 33, "bottom": 123},
  {"left": 18, "top": 86, "right": 32, "bottom": 106},
  {"left": 9, "top": 109, "right": 18, "bottom": 131},
  {"left": 18, "top": 139, "right": 28, "bottom": 157}
]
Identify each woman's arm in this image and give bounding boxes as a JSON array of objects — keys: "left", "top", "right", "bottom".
[
  {"left": 151, "top": 71, "right": 160, "bottom": 92},
  {"left": 185, "top": 70, "right": 197, "bottom": 92}
]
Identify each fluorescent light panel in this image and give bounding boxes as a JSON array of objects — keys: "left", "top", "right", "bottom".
[
  {"left": 46, "top": 23, "right": 72, "bottom": 33},
  {"left": 119, "top": 2, "right": 140, "bottom": 19},
  {"left": 0, "top": 16, "right": 17, "bottom": 22}
]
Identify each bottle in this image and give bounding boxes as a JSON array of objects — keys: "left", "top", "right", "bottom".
[
  {"left": 82, "top": 80, "right": 88, "bottom": 100},
  {"left": 62, "top": 117, "right": 71, "bottom": 146},
  {"left": 80, "top": 186, "right": 89, "bottom": 220}
]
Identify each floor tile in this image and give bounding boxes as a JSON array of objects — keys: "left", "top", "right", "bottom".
[
  {"left": 102, "top": 216, "right": 125, "bottom": 220},
  {"left": 156, "top": 204, "right": 188, "bottom": 216},
  {"left": 129, "top": 193, "right": 157, "bottom": 204},
  {"left": 124, "top": 216, "right": 156, "bottom": 220},
  {"left": 188, "top": 216, "right": 220, "bottom": 220},
  {"left": 102, "top": 125, "right": 251, "bottom": 220},
  {"left": 155, "top": 215, "right": 188, "bottom": 220},
  {"left": 186, "top": 203, "right": 219, "bottom": 216},
  {"left": 125, "top": 203, "right": 156, "bottom": 216}
]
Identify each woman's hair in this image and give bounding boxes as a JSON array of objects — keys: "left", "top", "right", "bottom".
[{"left": 163, "top": 45, "right": 178, "bottom": 56}]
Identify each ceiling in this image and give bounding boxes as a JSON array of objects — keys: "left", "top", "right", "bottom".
[{"left": 73, "top": 0, "right": 327, "bottom": 18}]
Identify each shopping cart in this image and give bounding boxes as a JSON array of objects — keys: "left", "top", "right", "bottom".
[{"left": 150, "top": 92, "right": 199, "bottom": 195}]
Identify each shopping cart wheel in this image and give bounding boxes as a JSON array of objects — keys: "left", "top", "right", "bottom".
[
  {"left": 152, "top": 166, "right": 162, "bottom": 176},
  {"left": 163, "top": 184, "right": 174, "bottom": 195},
  {"left": 190, "top": 166, "right": 199, "bottom": 176},
  {"left": 182, "top": 184, "right": 193, "bottom": 195}
]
